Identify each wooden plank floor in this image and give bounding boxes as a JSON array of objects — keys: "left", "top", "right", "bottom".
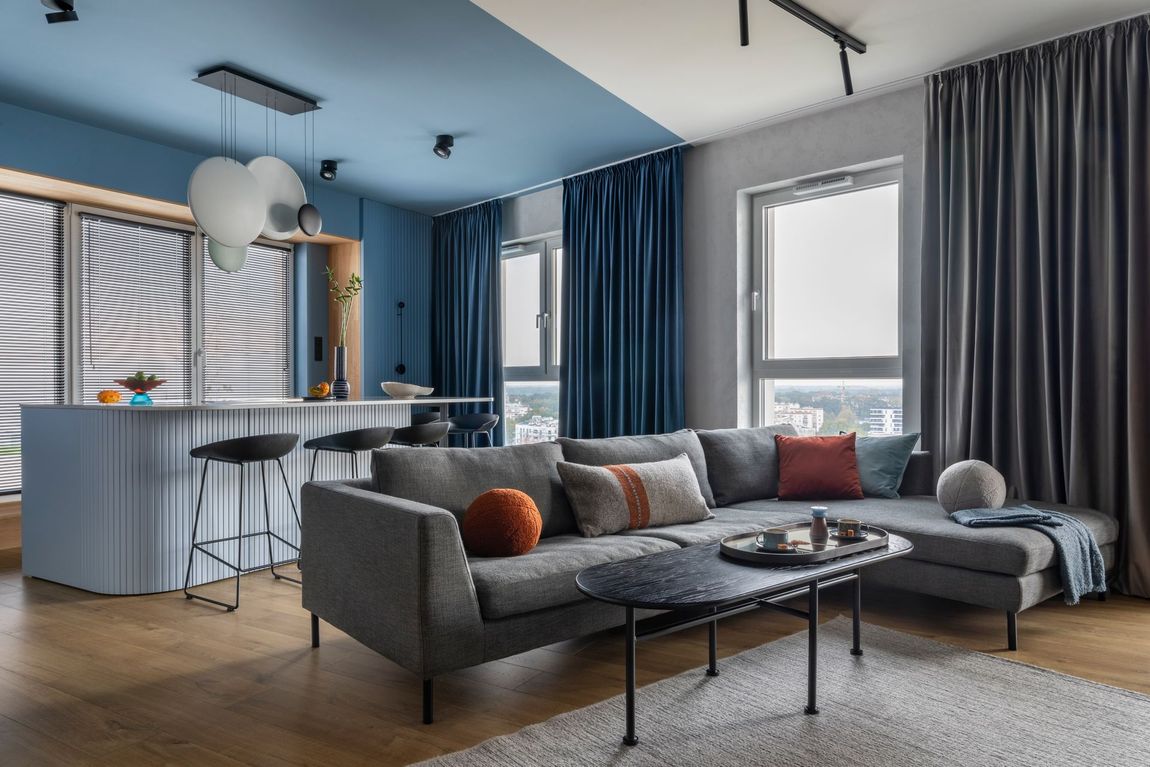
[{"left": 0, "top": 547, "right": 1146, "bottom": 766}]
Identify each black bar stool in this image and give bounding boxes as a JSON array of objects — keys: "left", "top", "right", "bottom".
[
  {"left": 391, "top": 421, "right": 451, "bottom": 447},
  {"left": 183, "top": 432, "right": 301, "bottom": 611},
  {"left": 448, "top": 413, "right": 500, "bottom": 447},
  {"left": 304, "top": 426, "right": 395, "bottom": 480}
]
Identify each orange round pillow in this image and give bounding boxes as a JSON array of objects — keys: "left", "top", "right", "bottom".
[{"left": 462, "top": 489, "right": 542, "bottom": 557}]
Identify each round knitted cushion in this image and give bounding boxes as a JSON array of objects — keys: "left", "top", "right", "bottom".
[
  {"left": 462, "top": 489, "right": 542, "bottom": 557},
  {"left": 936, "top": 460, "right": 1007, "bottom": 513}
]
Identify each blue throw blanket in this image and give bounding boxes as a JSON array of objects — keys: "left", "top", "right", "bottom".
[{"left": 950, "top": 505, "right": 1107, "bottom": 605}]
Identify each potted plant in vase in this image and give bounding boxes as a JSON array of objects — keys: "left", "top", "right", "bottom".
[{"left": 325, "top": 266, "right": 363, "bottom": 400}]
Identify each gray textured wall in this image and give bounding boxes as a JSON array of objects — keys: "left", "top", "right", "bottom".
[
  {"left": 502, "top": 184, "right": 562, "bottom": 243},
  {"left": 682, "top": 84, "right": 925, "bottom": 429}
]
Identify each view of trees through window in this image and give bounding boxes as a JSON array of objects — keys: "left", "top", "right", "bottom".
[
  {"left": 766, "top": 379, "right": 903, "bottom": 436},
  {"left": 504, "top": 381, "right": 559, "bottom": 445}
]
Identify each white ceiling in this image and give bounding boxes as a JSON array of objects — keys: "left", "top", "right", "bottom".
[{"left": 473, "top": 0, "right": 1150, "bottom": 142}]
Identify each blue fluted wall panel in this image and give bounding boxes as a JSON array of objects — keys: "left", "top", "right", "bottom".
[{"left": 360, "top": 198, "right": 434, "bottom": 396}]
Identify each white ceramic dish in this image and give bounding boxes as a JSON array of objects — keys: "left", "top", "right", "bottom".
[
  {"left": 247, "top": 155, "right": 305, "bottom": 240},
  {"left": 381, "top": 381, "right": 434, "bottom": 399},
  {"left": 187, "top": 157, "right": 266, "bottom": 247}
]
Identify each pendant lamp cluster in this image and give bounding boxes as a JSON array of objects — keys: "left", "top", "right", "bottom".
[{"left": 188, "top": 67, "right": 325, "bottom": 273}]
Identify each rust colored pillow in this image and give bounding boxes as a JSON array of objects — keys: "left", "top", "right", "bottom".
[
  {"left": 774, "top": 433, "right": 864, "bottom": 500},
  {"left": 462, "top": 488, "right": 543, "bottom": 557}
]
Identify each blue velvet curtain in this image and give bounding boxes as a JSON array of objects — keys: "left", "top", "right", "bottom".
[
  {"left": 432, "top": 200, "right": 504, "bottom": 445},
  {"left": 560, "top": 147, "right": 685, "bottom": 438}
]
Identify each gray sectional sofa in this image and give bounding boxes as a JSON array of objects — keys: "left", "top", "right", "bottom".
[{"left": 300, "top": 427, "right": 1118, "bottom": 723}]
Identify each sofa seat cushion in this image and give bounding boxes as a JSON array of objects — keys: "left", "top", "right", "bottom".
[
  {"left": 372, "top": 441, "right": 576, "bottom": 538},
  {"left": 619, "top": 507, "right": 809, "bottom": 547},
  {"left": 468, "top": 534, "right": 679, "bottom": 619},
  {"left": 725, "top": 496, "right": 1119, "bottom": 577}
]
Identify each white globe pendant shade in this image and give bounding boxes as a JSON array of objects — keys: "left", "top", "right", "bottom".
[
  {"left": 207, "top": 238, "right": 247, "bottom": 273},
  {"left": 187, "top": 157, "right": 266, "bottom": 248},
  {"left": 246, "top": 155, "right": 305, "bottom": 240}
]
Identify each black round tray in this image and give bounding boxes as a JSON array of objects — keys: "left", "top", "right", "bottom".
[{"left": 720, "top": 523, "right": 889, "bottom": 565}]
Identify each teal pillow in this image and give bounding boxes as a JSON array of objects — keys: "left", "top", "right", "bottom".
[{"left": 856, "top": 433, "right": 920, "bottom": 498}]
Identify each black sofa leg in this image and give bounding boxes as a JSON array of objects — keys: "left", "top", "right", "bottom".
[
  {"left": 423, "top": 678, "right": 434, "bottom": 724},
  {"left": 310, "top": 613, "right": 320, "bottom": 648},
  {"left": 1098, "top": 591, "right": 1108, "bottom": 602},
  {"left": 1006, "top": 611, "right": 1018, "bottom": 651}
]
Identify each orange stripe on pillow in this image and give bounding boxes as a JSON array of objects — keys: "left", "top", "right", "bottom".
[{"left": 606, "top": 464, "right": 651, "bottom": 529}]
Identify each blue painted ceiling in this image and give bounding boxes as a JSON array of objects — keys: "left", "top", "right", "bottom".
[{"left": 0, "top": 0, "right": 681, "bottom": 215}]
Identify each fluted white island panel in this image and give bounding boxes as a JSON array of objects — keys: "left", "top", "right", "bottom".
[{"left": 20, "top": 397, "right": 490, "bottom": 595}]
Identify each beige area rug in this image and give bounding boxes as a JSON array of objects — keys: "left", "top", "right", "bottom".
[{"left": 417, "top": 618, "right": 1150, "bottom": 766}]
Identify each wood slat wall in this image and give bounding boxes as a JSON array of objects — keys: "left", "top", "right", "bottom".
[{"left": 326, "top": 242, "right": 364, "bottom": 399}]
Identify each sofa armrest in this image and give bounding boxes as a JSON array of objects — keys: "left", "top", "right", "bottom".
[
  {"left": 900, "top": 451, "right": 936, "bottom": 496},
  {"left": 301, "top": 480, "right": 484, "bottom": 677}
]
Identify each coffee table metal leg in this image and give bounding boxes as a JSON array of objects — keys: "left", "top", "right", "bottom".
[
  {"left": 624, "top": 607, "right": 639, "bottom": 746},
  {"left": 707, "top": 611, "right": 719, "bottom": 677},
  {"left": 805, "top": 579, "right": 819, "bottom": 715},
  {"left": 851, "top": 569, "right": 863, "bottom": 656}
]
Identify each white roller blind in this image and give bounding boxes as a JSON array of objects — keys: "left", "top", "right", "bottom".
[
  {"left": 0, "top": 193, "right": 65, "bottom": 493},
  {"left": 201, "top": 240, "right": 292, "bottom": 401},
  {"left": 78, "top": 214, "right": 193, "bottom": 405}
]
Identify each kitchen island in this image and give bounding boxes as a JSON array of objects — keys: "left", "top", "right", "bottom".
[{"left": 20, "top": 397, "right": 491, "bottom": 595}]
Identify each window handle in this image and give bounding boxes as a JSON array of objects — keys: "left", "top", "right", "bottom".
[
  {"left": 542, "top": 312, "right": 550, "bottom": 329},
  {"left": 535, "top": 314, "right": 541, "bottom": 329},
  {"left": 752, "top": 290, "right": 760, "bottom": 311}
]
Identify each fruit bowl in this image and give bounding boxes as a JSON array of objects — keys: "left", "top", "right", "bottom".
[
  {"left": 114, "top": 377, "right": 166, "bottom": 406},
  {"left": 381, "top": 381, "right": 434, "bottom": 399}
]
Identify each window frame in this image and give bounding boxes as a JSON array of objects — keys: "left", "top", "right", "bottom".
[
  {"left": 66, "top": 204, "right": 293, "bottom": 405},
  {"left": 750, "top": 164, "right": 903, "bottom": 426},
  {"left": 501, "top": 236, "right": 562, "bottom": 382}
]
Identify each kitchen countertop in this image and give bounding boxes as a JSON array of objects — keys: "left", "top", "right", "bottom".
[{"left": 20, "top": 396, "right": 493, "bottom": 412}]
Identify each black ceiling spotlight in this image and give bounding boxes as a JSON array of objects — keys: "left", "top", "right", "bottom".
[
  {"left": 42, "top": 0, "right": 78, "bottom": 23},
  {"left": 319, "top": 160, "right": 338, "bottom": 181},
  {"left": 433, "top": 134, "right": 454, "bottom": 159},
  {"left": 738, "top": 0, "right": 865, "bottom": 97}
]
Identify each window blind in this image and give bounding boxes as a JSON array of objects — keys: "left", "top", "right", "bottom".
[
  {"left": 0, "top": 193, "right": 65, "bottom": 493},
  {"left": 201, "top": 240, "right": 292, "bottom": 401},
  {"left": 78, "top": 215, "right": 193, "bottom": 405}
]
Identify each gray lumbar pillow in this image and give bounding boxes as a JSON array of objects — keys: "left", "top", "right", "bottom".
[
  {"left": 557, "top": 453, "right": 713, "bottom": 538},
  {"left": 936, "top": 460, "right": 1007, "bottom": 513}
]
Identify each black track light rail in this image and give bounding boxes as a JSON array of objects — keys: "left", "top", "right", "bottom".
[
  {"left": 764, "top": 0, "right": 865, "bottom": 54},
  {"left": 739, "top": 0, "right": 866, "bottom": 95}
]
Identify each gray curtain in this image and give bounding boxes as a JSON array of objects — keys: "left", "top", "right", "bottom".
[{"left": 921, "top": 16, "right": 1150, "bottom": 597}]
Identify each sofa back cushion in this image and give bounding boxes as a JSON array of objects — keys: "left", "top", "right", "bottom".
[
  {"left": 695, "top": 424, "right": 797, "bottom": 505},
  {"left": 899, "top": 451, "right": 936, "bottom": 496},
  {"left": 371, "top": 442, "right": 576, "bottom": 537},
  {"left": 557, "top": 430, "right": 717, "bottom": 507}
]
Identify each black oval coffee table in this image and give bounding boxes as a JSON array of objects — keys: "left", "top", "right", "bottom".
[{"left": 576, "top": 534, "right": 913, "bottom": 746}]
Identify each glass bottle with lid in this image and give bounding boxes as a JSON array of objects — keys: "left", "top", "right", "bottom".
[{"left": 809, "top": 506, "right": 830, "bottom": 544}]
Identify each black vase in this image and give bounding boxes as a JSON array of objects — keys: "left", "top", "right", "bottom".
[{"left": 331, "top": 345, "right": 350, "bottom": 400}]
